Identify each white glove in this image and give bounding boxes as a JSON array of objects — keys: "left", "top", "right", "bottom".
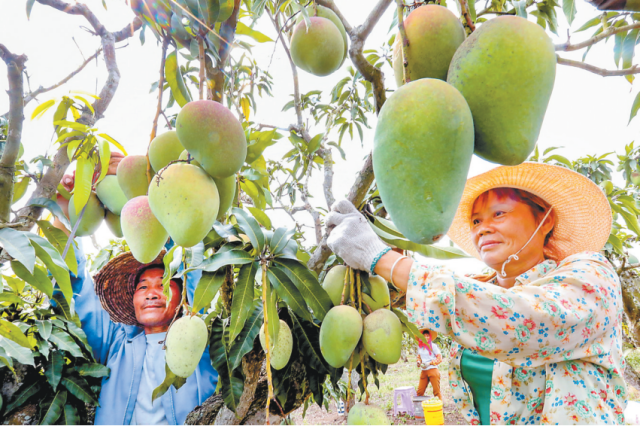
[{"left": 325, "top": 200, "right": 388, "bottom": 273}]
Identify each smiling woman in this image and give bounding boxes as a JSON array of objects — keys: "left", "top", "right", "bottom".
[{"left": 325, "top": 162, "right": 626, "bottom": 425}]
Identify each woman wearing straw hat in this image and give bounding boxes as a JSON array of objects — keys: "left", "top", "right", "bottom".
[
  {"left": 325, "top": 163, "right": 626, "bottom": 425},
  {"left": 53, "top": 169, "right": 217, "bottom": 425},
  {"left": 416, "top": 328, "right": 443, "bottom": 400}
]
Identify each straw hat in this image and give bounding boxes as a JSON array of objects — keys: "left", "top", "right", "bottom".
[
  {"left": 419, "top": 327, "right": 437, "bottom": 342},
  {"left": 94, "top": 250, "right": 179, "bottom": 326},
  {"left": 447, "top": 162, "right": 612, "bottom": 262}
]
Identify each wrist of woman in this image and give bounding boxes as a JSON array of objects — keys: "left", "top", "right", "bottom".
[{"left": 369, "top": 247, "right": 391, "bottom": 274}]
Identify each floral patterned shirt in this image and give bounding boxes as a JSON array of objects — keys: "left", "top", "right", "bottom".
[{"left": 406, "top": 251, "right": 627, "bottom": 425}]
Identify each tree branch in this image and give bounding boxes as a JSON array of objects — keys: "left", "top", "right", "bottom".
[
  {"left": 34, "top": 0, "right": 107, "bottom": 36},
  {"left": 319, "top": 147, "right": 335, "bottom": 210},
  {"left": 458, "top": 0, "right": 477, "bottom": 31},
  {"left": 555, "top": 21, "right": 640, "bottom": 51},
  {"left": 0, "top": 45, "right": 27, "bottom": 223},
  {"left": 557, "top": 55, "right": 640, "bottom": 76},
  {"left": 150, "top": 36, "right": 170, "bottom": 142}
]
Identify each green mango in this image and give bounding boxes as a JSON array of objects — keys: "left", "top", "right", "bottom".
[
  {"left": 393, "top": 5, "right": 465, "bottom": 86},
  {"left": 373, "top": 78, "right": 474, "bottom": 244},
  {"left": 362, "top": 309, "right": 402, "bottom": 365},
  {"left": 319, "top": 305, "right": 363, "bottom": 368},
  {"left": 121, "top": 196, "right": 168, "bottom": 263},
  {"left": 322, "top": 265, "right": 348, "bottom": 306},
  {"left": 148, "top": 163, "right": 219, "bottom": 248},
  {"left": 259, "top": 320, "right": 293, "bottom": 370},
  {"left": 363, "top": 275, "right": 390, "bottom": 311},
  {"left": 166, "top": 316, "right": 208, "bottom": 378},
  {"left": 297, "top": 5, "right": 348, "bottom": 64},
  {"left": 116, "top": 155, "right": 150, "bottom": 200},
  {"left": 447, "top": 16, "right": 556, "bottom": 165},
  {"left": 68, "top": 193, "right": 105, "bottom": 237},
  {"left": 290, "top": 17, "right": 344, "bottom": 77},
  {"left": 347, "top": 403, "right": 391, "bottom": 425},
  {"left": 96, "top": 175, "right": 128, "bottom": 215},
  {"left": 178, "top": 149, "right": 200, "bottom": 167},
  {"left": 149, "top": 130, "right": 184, "bottom": 172},
  {"left": 176, "top": 100, "right": 247, "bottom": 179},
  {"left": 213, "top": 174, "right": 236, "bottom": 221},
  {"left": 105, "top": 211, "right": 123, "bottom": 238}
]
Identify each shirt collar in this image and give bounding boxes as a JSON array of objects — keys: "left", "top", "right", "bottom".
[{"left": 514, "top": 259, "right": 557, "bottom": 285}]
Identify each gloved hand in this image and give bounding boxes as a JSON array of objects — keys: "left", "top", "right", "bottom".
[{"left": 325, "top": 199, "right": 388, "bottom": 273}]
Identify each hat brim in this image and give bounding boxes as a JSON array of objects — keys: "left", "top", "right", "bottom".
[
  {"left": 94, "top": 251, "right": 166, "bottom": 326},
  {"left": 447, "top": 162, "right": 612, "bottom": 262}
]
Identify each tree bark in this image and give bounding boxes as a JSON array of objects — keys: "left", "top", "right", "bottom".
[{"left": 620, "top": 270, "right": 640, "bottom": 345}]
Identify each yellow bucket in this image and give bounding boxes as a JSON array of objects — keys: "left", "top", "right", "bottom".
[{"left": 422, "top": 399, "right": 444, "bottom": 426}]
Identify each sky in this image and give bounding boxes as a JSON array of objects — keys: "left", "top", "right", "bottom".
[{"left": 1, "top": 0, "right": 639, "bottom": 273}]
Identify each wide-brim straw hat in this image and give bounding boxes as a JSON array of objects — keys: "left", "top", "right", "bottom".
[
  {"left": 447, "top": 162, "right": 612, "bottom": 262},
  {"left": 419, "top": 327, "right": 438, "bottom": 341},
  {"left": 94, "top": 251, "right": 168, "bottom": 326}
]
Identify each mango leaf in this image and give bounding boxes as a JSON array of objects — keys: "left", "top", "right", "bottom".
[
  {"left": 562, "top": 0, "right": 576, "bottom": 26},
  {"left": 246, "top": 129, "right": 278, "bottom": 163},
  {"left": 630, "top": 91, "right": 640, "bottom": 124},
  {"left": 61, "top": 376, "right": 99, "bottom": 405},
  {"left": 270, "top": 227, "right": 294, "bottom": 255},
  {"left": 62, "top": 404, "right": 80, "bottom": 425},
  {"left": 228, "top": 301, "right": 263, "bottom": 370},
  {"left": 191, "top": 270, "right": 225, "bottom": 313},
  {"left": 73, "top": 154, "right": 96, "bottom": 213},
  {"left": 290, "top": 314, "right": 327, "bottom": 374},
  {"left": 209, "top": 318, "right": 244, "bottom": 412},
  {"left": 11, "top": 176, "right": 30, "bottom": 205},
  {"left": 267, "top": 268, "right": 313, "bottom": 322},
  {"left": 28, "top": 235, "right": 73, "bottom": 304},
  {"left": 232, "top": 207, "right": 265, "bottom": 253},
  {"left": 162, "top": 245, "right": 182, "bottom": 302},
  {"left": 0, "top": 292, "right": 24, "bottom": 306},
  {"left": 31, "top": 99, "right": 56, "bottom": 120},
  {"left": 96, "top": 139, "right": 110, "bottom": 183},
  {"left": 622, "top": 29, "right": 640, "bottom": 83},
  {"left": 52, "top": 293, "right": 81, "bottom": 328},
  {"left": 5, "top": 381, "right": 41, "bottom": 414},
  {"left": 371, "top": 225, "right": 468, "bottom": 260},
  {"left": 28, "top": 197, "right": 72, "bottom": 230},
  {"left": 247, "top": 207, "right": 272, "bottom": 230},
  {"left": 49, "top": 328, "right": 84, "bottom": 358},
  {"left": 165, "top": 50, "right": 191, "bottom": 107},
  {"left": 0, "top": 319, "right": 31, "bottom": 349},
  {"left": 97, "top": 133, "right": 128, "bottom": 155},
  {"left": 228, "top": 262, "right": 258, "bottom": 343},
  {"left": 26, "top": 0, "right": 36, "bottom": 18},
  {"left": 45, "top": 351, "right": 65, "bottom": 390},
  {"left": 0, "top": 336, "right": 35, "bottom": 366},
  {"left": 39, "top": 390, "right": 67, "bottom": 426},
  {"left": 0, "top": 228, "right": 35, "bottom": 273},
  {"left": 197, "top": 249, "right": 254, "bottom": 272},
  {"left": 73, "top": 362, "right": 110, "bottom": 378},
  {"left": 265, "top": 281, "right": 280, "bottom": 348},
  {"left": 392, "top": 308, "right": 423, "bottom": 343},
  {"left": 36, "top": 320, "right": 52, "bottom": 340},
  {"left": 0, "top": 345, "right": 15, "bottom": 374},
  {"left": 37, "top": 221, "right": 77, "bottom": 275},
  {"left": 152, "top": 363, "right": 177, "bottom": 403},
  {"left": 620, "top": 208, "right": 640, "bottom": 236},
  {"left": 272, "top": 259, "right": 331, "bottom": 321},
  {"left": 607, "top": 233, "right": 624, "bottom": 255},
  {"left": 236, "top": 22, "right": 273, "bottom": 42}
]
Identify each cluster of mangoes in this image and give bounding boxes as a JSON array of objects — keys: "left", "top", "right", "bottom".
[
  {"left": 374, "top": 7, "right": 557, "bottom": 245},
  {"left": 319, "top": 266, "right": 402, "bottom": 370},
  {"left": 66, "top": 100, "right": 246, "bottom": 264}
]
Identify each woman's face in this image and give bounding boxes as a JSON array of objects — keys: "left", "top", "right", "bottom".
[{"left": 470, "top": 191, "right": 552, "bottom": 272}]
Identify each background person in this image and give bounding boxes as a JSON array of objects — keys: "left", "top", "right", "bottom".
[
  {"left": 325, "top": 162, "right": 626, "bottom": 425},
  {"left": 416, "top": 328, "right": 442, "bottom": 400}
]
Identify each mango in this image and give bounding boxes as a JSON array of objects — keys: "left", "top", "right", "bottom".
[
  {"left": 290, "top": 17, "right": 345, "bottom": 77},
  {"left": 297, "top": 5, "right": 348, "bottom": 64},
  {"left": 105, "top": 211, "right": 123, "bottom": 238},
  {"left": 68, "top": 193, "right": 105, "bottom": 237},
  {"left": 393, "top": 5, "right": 465, "bottom": 86},
  {"left": 322, "top": 265, "right": 348, "bottom": 306},
  {"left": 117, "top": 155, "right": 150, "bottom": 200},
  {"left": 319, "top": 305, "right": 363, "bottom": 368},
  {"left": 148, "top": 163, "right": 219, "bottom": 248},
  {"left": 347, "top": 403, "right": 391, "bottom": 425},
  {"left": 362, "top": 309, "right": 402, "bottom": 365},
  {"left": 447, "top": 16, "right": 556, "bottom": 165},
  {"left": 259, "top": 320, "right": 293, "bottom": 370},
  {"left": 363, "top": 275, "right": 390, "bottom": 311},
  {"left": 176, "top": 100, "right": 247, "bottom": 179},
  {"left": 373, "top": 78, "right": 474, "bottom": 244},
  {"left": 166, "top": 315, "right": 208, "bottom": 378},
  {"left": 178, "top": 149, "right": 200, "bottom": 167},
  {"left": 121, "top": 196, "right": 168, "bottom": 263},
  {"left": 96, "top": 175, "right": 128, "bottom": 215},
  {"left": 149, "top": 130, "right": 184, "bottom": 172}
]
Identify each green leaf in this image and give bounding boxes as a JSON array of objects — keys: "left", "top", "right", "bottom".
[
  {"left": 307, "top": 133, "right": 323, "bottom": 154},
  {"left": 267, "top": 268, "right": 313, "bottom": 322},
  {"left": 607, "top": 233, "right": 624, "bottom": 254},
  {"left": 191, "top": 270, "right": 225, "bottom": 313},
  {"left": 36, "top": 320, "right": 52, "bottom": 340},
  {"left": 152, "top": 363, "right": 177, "bottom": 403},
  {"left": 97, "top": 133, "right": 128, "bottom": 155},
  {"left": 61, "top": 376, "right": 99, "bottom": 406},
  {"left": 96, "top": 139, "right": 110, "bottom": 183},
  {"left": 28, "top": 235, "right": 73, "bottom": 304},
  {"left": 197, "top": 249, "right": 254, "bottom": 272},
  {"left": 236, "top": 22, "right": 273, "bottom": 43},
  {"left": 246, "top": 129, "right": 278, "bottom": 163},
  {"left": 392, "top": 308, "right": 423, "bottom": 343},
  {"left": 31, "top": 99, "right": 56, "bottom": 120},
  {"left": 26, "top": 0, "right": 36, "bottom": 19},
  {"left": 228, "top": 301, "right": 263, "bottom": 370},
  {"left": 49, "top": 327, "right": 84, "bottom": 358},
  {"left": 28, "top": 197, "right": 72, "bottom": 230},
  {"left": 614, "top": 30, "right": 627, "bottom": 68},
  {"left": 562, "top": 0, "right": 576, "bottom": 26},
  {"left": 62, "top": 404, "right": 80, "bottom": 425},
  {"left": 272, "top": 259, "right": 331, "bottom": 321},
  {"left": 228, "top": 262, "right": 258, "bottom": 343},
  {"left": 3, "top": 275, "right": 25, "bottom": 294},
  {"left": 290, "top": 314, "right": 327, "bottom": 373},
  {"left": 208, "top": 0, "right": 234, "bottom": 22},
  {"left": 165, "top": 50, "right": 191, "bottom": 107},
  {"left": 73, "top": 362, "right": 110, "bottom": 378},
  {"left": 73, "top": 154, "right": 95, "bottom": 213},
  {"left": 45, "top": 349, "right": 64, "bottom": 390},
  {"left": 270, "top": 227, "right": 295, "bottom": 256},
  {"left": 0, "top": 292, "right": 23, "bottom": 306},
  {"left": 232, "top": 208, "right": 265, "bottom": 253},
  {"left": 622, "top": 29, "right": 640, "bottom": 83},
  {"left": 52, "top": 293, "right": 81, "bottom": 328},
  {"left": 0, "top": 228, "right": 36, "bottom": 273},
  {"left": 0, "top": 319, "right": 31, "bottom": 349},
  {"left": 620, "top": 208, "right": 640, "bottom": 236},
  {"left": 11, "top": 176, "right": 30, "bottom": 205},
  {"left": 12, "top": 262, "right": 51, "bottom": 298},
  {"left": 630, "top": 91, "right": 640, "bottom": 124},
  {"left": 0, "top": 336, "right": 35, "bottom": 366},
  {"left": 37, "top": 221, "right": 77, "bottom": 275},
  {"left": 5, "top": 381, "right": 41, "bottom": 414},
  {"left": 265, "top": 282, "right": 280, "bottom": 348},
  {"left": 209, "top": 318, "right": 244, "bottom": 412},
  {"left": 247, "top": 207, "right": 272, "bottom": 230},
  {"left": 162, "top": 245, "right": 182, "bottom": 303}
]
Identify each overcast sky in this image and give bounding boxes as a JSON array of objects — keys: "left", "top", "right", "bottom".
[{"left": 2, "top": 0, "right": 639, "bottom": 272}]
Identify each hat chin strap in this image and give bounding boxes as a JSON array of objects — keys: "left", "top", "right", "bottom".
[{"left": 500, "top": 208, "right": 553, "bottom": 278}]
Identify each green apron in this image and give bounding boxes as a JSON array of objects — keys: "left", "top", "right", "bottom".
[{"left": 460, "top": 349, "right": 494, "bottom": 425}]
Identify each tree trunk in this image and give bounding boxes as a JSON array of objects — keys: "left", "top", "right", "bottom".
[{"left": 619, "top": 270, "right": 640, "bottom": 345}]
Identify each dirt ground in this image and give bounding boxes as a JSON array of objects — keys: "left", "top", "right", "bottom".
[{"left": 289, "top": 355, "right": 466, "bottom": 425}]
